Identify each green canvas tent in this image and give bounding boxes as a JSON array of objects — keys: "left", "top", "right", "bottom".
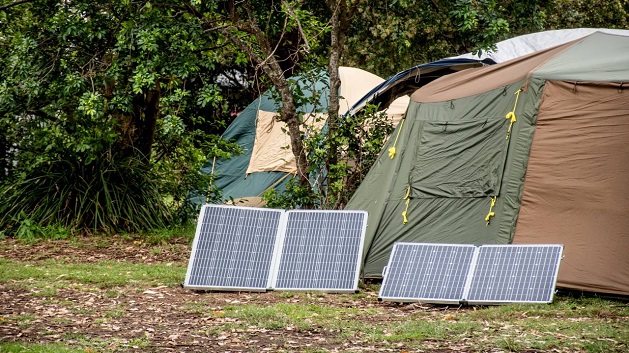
[
  {"left": 347, "top": 32, "right": 629, "bottom": 296},
  {"left": 202, "top": 67, "right": 401, "bottom": 206}
]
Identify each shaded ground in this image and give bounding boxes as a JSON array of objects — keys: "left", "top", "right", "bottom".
[
  {"left": 1, "top": 236, "right": 190, "bottom": 265},
  {"left": 1, "top": 237, "right": 627, "bottom": 352}
]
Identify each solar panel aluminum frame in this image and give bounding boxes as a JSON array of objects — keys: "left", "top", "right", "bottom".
[
  {"left": 183, "top": 205, "right": 285, "bottom": 292},
  {"left": 464, "top": 244, "right": 564, "bottom": 305},
  {"left": 267, "top": 210, "right": 289, "bottom": 289},
  {"left": 271, "top": 210, "right": 368, "bottom": 293},
  {"left": 378, "top": 243, "right": 477, "bottom": 304}
]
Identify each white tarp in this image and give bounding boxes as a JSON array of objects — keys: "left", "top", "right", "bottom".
[{"left": 454, "top": 28, "right": 629, "bottom": 63}]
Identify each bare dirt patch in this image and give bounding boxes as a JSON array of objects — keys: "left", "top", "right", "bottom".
[{"left": 1, "top": 236, "right": 190, "bottom": 264}]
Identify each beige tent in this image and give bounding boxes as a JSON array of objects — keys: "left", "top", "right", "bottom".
[{"left": 204, "top": 66, "right": 416, "bottom": 205}]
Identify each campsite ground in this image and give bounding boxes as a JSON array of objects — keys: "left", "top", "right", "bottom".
[{"left": 1, "top": 236, "right": 627, "bottom": 353}]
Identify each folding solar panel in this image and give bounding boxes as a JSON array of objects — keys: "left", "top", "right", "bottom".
[
  {"left": 379, "top": 243, "right": 563, "bottom": 304},
  {"left": 183, "top": 205, "right": 284, "bottom": 291},
  {"left": 184, "top": 206, "right": 368, "bottom": 293},
  {"left": 465, "top": 245, "right": 563, "bottom": 304},
  {"left": 378, "top": 243, "right": 477, "bottom": 303},
  {"left": 272, "top": 210, "right": 367, "bottom": 293}
]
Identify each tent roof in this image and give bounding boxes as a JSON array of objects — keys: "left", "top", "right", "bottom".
[
  {"left": 532, "top": 32, "right": 629, "bottom": 81},
  {"left": 454, "top": 28, "right": 629, "bottom": 63},
  {"left": 412, "top": 32, "right": 629, "bottom": 103},
  {"left": 348, "top": 58, "right": 491, "bottom": 114}
]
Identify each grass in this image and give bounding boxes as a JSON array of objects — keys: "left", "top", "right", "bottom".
[
  {"left": 204, "top": 296, "right": 627, "bottom": 352},
  {"left": 1, "top": 238, "right": 627, "bottom": 353},
  {"left": 0, "top": 343, "right": 86, "bottom": 353},
  {"left": 0, "top": 259, "right": 186, "bottom": 290},
  {"left": 223, "top": 303, "right": 376, "bottom": 330},
  {"left": 126, "top": 223, "right": 197, "bottom": 245}
]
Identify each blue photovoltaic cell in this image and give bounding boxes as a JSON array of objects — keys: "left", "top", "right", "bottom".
[
  {"left": 378, "top": 244, "right": 476, "bottom": 303},
  {"left": 466, "top": 245, "right": 563, "bottom": 304},
  {"left": 184, "top": 205, "right": 283, "bottom": 291},
  {"left": 273, "top": 211, "right": 367, "bottom": 292}
]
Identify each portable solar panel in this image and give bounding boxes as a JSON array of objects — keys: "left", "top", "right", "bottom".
[
  {"left": 183, "top": 205, "right": 284, "bottom": 291},
  {"left": 272, "top": 210, "right": 367, "bottom": 293},
  {"left": 379, "top": 243, "right": 563, "bottom": 304},
  {"left": 378, "top": 243, "right": 477, "bottom": 303},
  {"left": 184, "top": 206, "right": 369, "bottom": 293},
  {"left": 465, "top": 245, "right": 563, "bottom": 304}
]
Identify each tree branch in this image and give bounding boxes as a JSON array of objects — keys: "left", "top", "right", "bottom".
[{"left": 282, "top": 0, "right": 310, "bottom": 53}]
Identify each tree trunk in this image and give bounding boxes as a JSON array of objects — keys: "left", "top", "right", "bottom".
[
  {"left": 135, "top": 86, "right": 161, "bottom": 161},
  {"left": 123, "top": 84, "right": 161, "bottom": 164},
  {"left": 325, "top": 0, "right": 362, "bottom": 203},
  {"left": 213, "top": 3, "right": 312, "bottom": 187},
  {"left": 326, "top": 9, "right": 344, "bottom": 170}
]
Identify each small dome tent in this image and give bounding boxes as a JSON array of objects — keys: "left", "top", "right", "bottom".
[
  {"left": 202, "top": 67, "right": 385, "bottom": 205},
  {"left": 347, "top": 32, "right": 629, "bottom": 296}
]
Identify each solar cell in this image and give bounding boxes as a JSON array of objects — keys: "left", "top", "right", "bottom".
[
  {"left": 183, "top": 205, "right": 284, "bottom": 291},
  {"left": 273, "top": 210, "right": 367, "bottom": 293},
  {"left": 465, "top": 245, "right": 563, "bottom": 304},
  {"left": 378, "top": 244, "right": 477, "bottom": 303},
  {"left": 379, "top": 243, "right": 563, "bottom": 304}
]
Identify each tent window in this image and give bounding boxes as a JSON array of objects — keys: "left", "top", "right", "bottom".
[{"left": 409, "top": 118, "right": 509, "bottom": 198}]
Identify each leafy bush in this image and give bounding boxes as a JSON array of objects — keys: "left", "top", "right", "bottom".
[
  {"left": 7, "top": 212, "right": 70, "bottom": 243},
  {"left": 0, "top": 154, "right": 172, "bottom": 235}
]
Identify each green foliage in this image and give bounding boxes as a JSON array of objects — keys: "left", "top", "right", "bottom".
[
  {"left": 1, "top": 0, "right": 626, "bottom": 235},
  {"left": 263, "top": 102, "right": 394, "bottom": 209},
  {"left": 344, "top": 0, "right": 513, "bottom": 76},
  {"left": 0, "top": 0, "right": 243, "bottom": 234},
  {"left": 544, "top": 0, "right": 629, "bottom": 29},
  {"left": 344, "top": 0, "right": 627, "bottom": 78},
  {"left": 0, "top": 153, "right": 172, "bottom": 235},
  {"left": 11, "top": 212, "right": 70, "bottom": 243}
]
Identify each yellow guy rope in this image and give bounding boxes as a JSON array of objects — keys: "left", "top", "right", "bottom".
[
  {"left": 485, "top": 88, "right": 522, "bottom": 224},
  {"left": 485, "top": 196, "right": 497, "bottom": 226},
  {"left": 388, "top": 119, "right": 405, "bottom": 159},
  {"left": 402, "top": 186, "right": 411, "bottom": 224},
  {"left": 505, "top": 89, "right": 522, "bottom": 140}
]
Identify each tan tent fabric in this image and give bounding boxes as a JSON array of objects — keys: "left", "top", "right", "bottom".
[
  {"left": 411, "top": 41, "right": 574, "bottom": 103},
  {"left": 245, "top": 110, "right": 327, "bottom": 175},
  {"left": 384, "top": 95, "right": 410, "bottom": 125},
  {"left": 246, "top": 67, "right": 385, "bottom": 175},
  {"left": 514, "top": 81, "right": 629, "bottom": 295},
  {"left": 226, "top": 196, "right": 267, "bottom": 207},
  {"left": 338, "top": 67, "right": 385, "bottom": 114}
]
